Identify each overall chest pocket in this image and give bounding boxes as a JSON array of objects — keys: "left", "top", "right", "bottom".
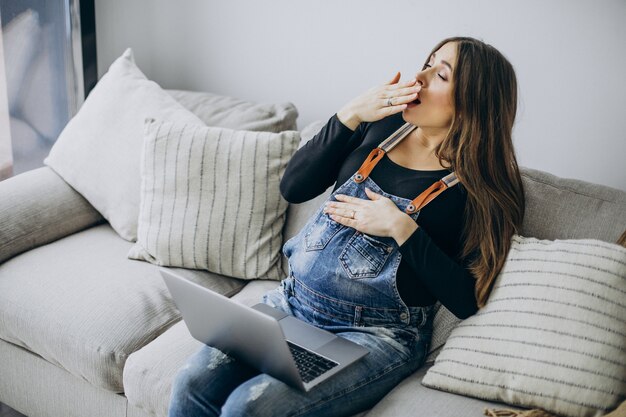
[
  {"left": 340, "top": 232, "right": 395, "bottom": 279},
  {"left": 304, "top": 212, "right": 345, "bottom": 251}
]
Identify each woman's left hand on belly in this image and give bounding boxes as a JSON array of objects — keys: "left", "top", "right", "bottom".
[{"left": 323, "top": 188, "right": 418, "bottom": 245}]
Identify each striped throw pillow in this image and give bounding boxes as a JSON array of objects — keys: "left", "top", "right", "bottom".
[
  {"left": 128, "top": 120, "right": 300, "bottom": 280},
  {"left": 422, "top": 235, "right": 626, "bottom": 417}
]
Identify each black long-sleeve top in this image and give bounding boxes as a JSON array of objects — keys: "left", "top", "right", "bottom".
[{"left": 280, "top": 113, "right": 478, "bottom": 319}]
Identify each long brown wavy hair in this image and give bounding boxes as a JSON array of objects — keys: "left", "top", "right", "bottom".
[{"left": 427, "top": 37, "right": 525, "bottom": 308}]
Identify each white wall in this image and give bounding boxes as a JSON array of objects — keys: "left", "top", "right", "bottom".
[{"left": 94, "top": 0, "right": 626, "bottom": 191}]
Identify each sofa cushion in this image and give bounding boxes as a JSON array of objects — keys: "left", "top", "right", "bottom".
[
  {"left": 128, "top": 120, "right": 300, "bottom": 280},
  {"left": 0, "top": 224, "right": 245, "bottom": 392},
  {"left": 421, "top": 235, "right": 626, "bottom": 417},
  {"left": 123, "top": 280, "right": 279, "bottom": 416},
  {"left": 167, "top": 89, "right": 298, "bottom": 133}
]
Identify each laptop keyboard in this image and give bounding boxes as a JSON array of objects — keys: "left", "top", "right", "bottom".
[{"left": 287, "top": 341, "right": 339, "bottom": 383}]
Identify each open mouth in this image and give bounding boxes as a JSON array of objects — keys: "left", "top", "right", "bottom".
[{"left": 410, "top": 97, "right": 421, "bottom": 106}]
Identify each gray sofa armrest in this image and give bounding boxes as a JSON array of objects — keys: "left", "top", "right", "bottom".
[{"left": 0, "top": 167, "right": 104, "bottom": 263}]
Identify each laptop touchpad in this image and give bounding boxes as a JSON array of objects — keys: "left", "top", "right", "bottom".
[{"left": 280, "top": 316, "right": 336, "bottom": 349}]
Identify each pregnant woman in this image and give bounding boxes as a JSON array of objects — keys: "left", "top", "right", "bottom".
[{"left": 168, "top": 36, "right": 525, "bottom": 417}]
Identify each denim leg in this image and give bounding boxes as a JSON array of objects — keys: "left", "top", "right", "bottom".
[
  {"left": 220, "top": 329, "right": 425, "bottom": 417},
  {"left": 168, "top": 344, "right": 259, "bottom": 417}
]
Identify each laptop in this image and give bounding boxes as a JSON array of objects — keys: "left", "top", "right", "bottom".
[{"left": 160, "top": 268, "right": 369, "bottom": 392}]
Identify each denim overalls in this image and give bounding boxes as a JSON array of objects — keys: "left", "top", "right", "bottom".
[{"left": 168, "top": 123, "right": 459, "bottom": 417}]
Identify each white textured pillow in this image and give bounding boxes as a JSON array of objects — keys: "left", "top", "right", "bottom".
[
  {"left": 128, "top": 120, "right": 300, "bottom": 280},
  {"left": 44, "top": 48, "right": 204, "bottom": 241},
  {"left": 422, "top": 235, "right": 626, "bottom": 417}
]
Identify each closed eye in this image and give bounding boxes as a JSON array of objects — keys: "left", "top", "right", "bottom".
[{"left": 423, "top": 63, "right": 448, "bottom": 81}]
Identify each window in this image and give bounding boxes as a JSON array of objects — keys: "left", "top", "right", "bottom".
[{"left": 0, "top": 0, "right": 95, "bottom": 179}]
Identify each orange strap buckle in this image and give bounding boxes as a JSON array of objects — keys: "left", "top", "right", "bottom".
[
  {"left": 405, "top": 173, "right": 458, "bottom": 214},
  {"left": 354, "top": 148, "right": 386, "bottom": 183}
]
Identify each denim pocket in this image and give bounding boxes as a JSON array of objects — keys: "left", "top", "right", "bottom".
[
  {"left": 304, "top": 212, "right": 345, "bottom": 251},
  {"left": 339, "top": 232, "right": 394, "bottom": 279}
]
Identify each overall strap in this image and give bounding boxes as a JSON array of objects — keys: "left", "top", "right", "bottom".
[
  {"left": 354, "top": 123, "right": 416, "bottom": 183},
  {"left": 352, "top": 122, "right": 459, "bottom": 214},
  {"left": 404, "top": 172, "right": 459, "bottom": 214},
  {"left": 378, "top": 123, "right": 416, "bottom": 152}
]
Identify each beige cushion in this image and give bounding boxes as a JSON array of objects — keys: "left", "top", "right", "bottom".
[
  {"left": 422, "top": 235, "right": 626, "bottom": 417},
  {"left": 123, "top": 280, "right": 279, "bottom": 416},
  {"left": 44, "top": 48, "right": 204, "bottom": 242},
  {"left": 167, "top": 89, "right": 297, "bottom": 133},
  {"left": 128, "top": 120, "right": 300, "bottom": 280},
  {"left": 0, "top": 224, "right": 245, "bottom": 392}
]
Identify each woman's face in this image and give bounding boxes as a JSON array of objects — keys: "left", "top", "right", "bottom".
[{"left": 403, "top": 41, "right": 457, "bottom": 132}]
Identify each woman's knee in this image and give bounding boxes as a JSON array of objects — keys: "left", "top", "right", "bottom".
[
  {"left": 171, "top": 347, "right": 233, "bottom": 396},
  {"left": 221, "top": 375, "right": 294, "bottom": 417},
  {"left": 171, "top": 362, "right": 199, "bottom": 397}
]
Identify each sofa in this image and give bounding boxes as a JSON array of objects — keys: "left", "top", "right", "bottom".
[{"left": 1, "top": 57, "right": 625, "bottom": 417}]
